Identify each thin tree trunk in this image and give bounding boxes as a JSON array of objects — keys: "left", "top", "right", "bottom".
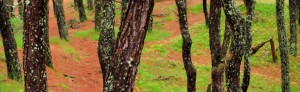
[
  {"left": 208, "top": 0, "right": 224, "bottom": 91},
  {"left": 74, "top": 0, "right": 78, "bottom": 10},
  {"left": 97, "top": 0, "right": 115, "bottom": 91},
  {"left": 53, "top": 0, "right": 70, "bottom": 41},
  {"left": 18, "top": 0, "right": 23, "bottom": 19},
  {"left": 222, "top": 0, "right": 245, "bottom": 91},
  {"left": 0, "top": 1, "right": 22, "bottom": 81},
  {"left": 6, "top": 0, "right": 14, "bottom": 17},
  {"left": 147, "top": 1, "right": 154, "bottom": 33},
  {"left": 276, "top": 0, "right": 290, "bottom": 91},
  {"left": 77, "top": 0, "right": 87, "bottom": 22},
  {"left": 289, "top": 0, "right": 298, "bottom": 56},
  {"left": 175, "top": 0, "right": 197, "bottom": 91},
  {"left": 241, "top": 0, "right": 255, "bottom": 91},
  {"left": 94, "top": 0, "right": 102, "bottom": 32},
  {"left": 87, "top": 0, "right": 93, "bottom": 10},
  {"left": 23, "top": 0, "right": 49, "bottom": 91},
  {"left": 109, "top": 0, "right": 153, "bottom": 91},
  {"left": 203, "top": 0, "right": 209, "bottom": 26}
]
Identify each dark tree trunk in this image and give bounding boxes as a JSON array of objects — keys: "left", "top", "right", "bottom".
[
  {"left": 97, "top": 0, "right": 115, "bottom": 91},
  {"left": 0, "top": 1, "right": 22, "bottom": 81},
  {"left": 203, "top": 0, "right": 209, "bottom": 26},
  {"left": 276, "top": 0, "right": 290, "bottom": 91},
  {"left": 208, "top": 0, "right": 224, "bottom": 91},
  {"left": 94, "top": 0, "right": 102, "bottom": 32},
  {"left": 109, "top": 0, "right": 154, "bottom": 91},
  {"left": 222, "top": 0, "right": 245, "bottom": 91},
  {"left": 23, "top": 0, "right": 49, "bottom": 91},
  {"left": 77, "top": 0, "right": 87, "bottom": 22},
  {"left": 121, "top": 0, "right": 128, "bottom": 20},
  {"left": 74, "top": 0, "right": 78, "bottom": 10},
  {"left": 18, "top": 0, "right": 23, "bottom": 19},
  {"left": 289, "top": 0, "right": 299, "bottom": 56},
  {"left": 241, "top": 0, "right": 255, "bottom": 92},
  {"left": 175, "top": 0, "right": 197, "bottom": 91},
  {"left": 87, "top": 0, "right": 93, "bottom": 10},
  {"left": 53, "top": 0, "right": 70, "bottom": 41},
  {"left": 6, "top": 0, "right": 14, "bottom": 17}
]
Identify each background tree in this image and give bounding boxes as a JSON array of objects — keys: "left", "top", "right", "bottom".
[
  {"left": 23, "top": 0, "right": 49, "bottom": 91},
  {"left": 87, "top": 0, "right": 93, "bottom": 10},
  {"left": 18, "top": 0, "right": 23, "bottom": 19},
  {"left": 276, "top": 0, "right": 290, "bottom": 91},
  {"left": 97, "top": 0, "right": 115, "bottom": 91},
  {"left": 222, "top": 0, "right": 245, "bottom": 91},
  {"left": 94, "top": 0, "right": 102, "bottom": 32},
  {"left": 208, "top": 0, "right": 224, "bottom": 91},
  {"left": 53, "top": 0, "right": 70, "bottom": 41},
  {"left": 6, "top": 0, "right": 14, "bottom": 17},
  {"left": 289, "top": 0, "right": 299, "bottom": 56},
  {"left": 241, "top": 0, "right": 256, "bottom": 91},
  {"left": 74, "top": 0, "right": 78, "bottom": 10},
  {"left": 0, "top": 0, "right": 22, "bottom": 81},
  {"left": 203, "top": 0, "right": 209, "bottom": 26},
  {"left": 77, "top": 0, "right": 87, "bottom": 22},
  {"left": 175, "top": 0, "right": 197, "bottom": 91}
]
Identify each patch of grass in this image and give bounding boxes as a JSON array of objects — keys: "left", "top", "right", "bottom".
[
  {"left": 187, "top": 4, "right": 206, "bottom": 14},
  {"left": 50, "top": 37, "right": 80, "bottom": 62},
  {"left": 0, "top": 74, "right": 24, "bottom": 92},
  {"left": 73, "top": 29, "right": 99, "bottom": 41},
  {"left": 145, "top": 30, "right": 171, "bottom": 42}
]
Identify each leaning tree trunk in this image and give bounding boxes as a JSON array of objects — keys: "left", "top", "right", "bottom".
[
  {"left": 222, "top": 0, "right": 245, "bottom": 91},
  {"left": 23, "top": 0, "right": 49, "bottom": 91},
  {"left": 0, "top": 1, "right": 22, "bottom": 81},
  {"left": 108, "top": 0, "right": 154, "bottom": 91},
  {"left": 53, "top": 0, "right": 70, "bottom": 41},
  {"left": 276, "top": 0, "right": 290, "bottom": 91},
  {"left": 289, "top": 0, "right": 299, "bottom": 56},
  {"left": 203, "top": 0, "right": 209, "bottom": 26},
  {"left": 97, "top": 0, "right": 115, "bottom": 91},
  {"left": 77, "top": 0, "right": 87, "bottom": 22},
  {"left": 241, "top": 0, "right": 256, "bottom": 92},
  {"left": 18, "top": 0, "right": 23, "bottom": 19},
  {"left": 208, "top": 0, "right": 224, "bottom": 91},
  {"left": 87, "top": 0, "right": 93, "bottom": 10},
  {"left": 175, "top": 0, "right": 197, "bottom": 91}
]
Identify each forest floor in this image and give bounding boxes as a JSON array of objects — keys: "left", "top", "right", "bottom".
[{"left": 0, "top": 0, "right": 300, "bottom": 92}]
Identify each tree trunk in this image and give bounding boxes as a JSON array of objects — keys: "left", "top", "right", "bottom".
[
  {"left": 77, "top": 0, "right": 87, "bottom": 22},
  {"left": 222, "top": 0, "right": 245, "bottom": 91},
  {"left": 74, "top": 0, "right": 78, "bottom": 10},
  {"left": 97, "top": 0, "right": 115, "bottom": 91},
  {"left": 289, "top": 0, "right": 298, "bottom": 56},
  {"left": 23, "top": 0, "right": 49, "bottom": 91},
  {"left": 208, "top": 0, "right": 224, "bottom": 91},
  {"left": 94, "top": 0, "right": 102, "bottom": 32},
  {"left": 203, "top": 0, "right": 209, "bottom": 26},
  {"left": 109, "top": 0, "right": 154, "bottom": 91},
  {"left": 18, "top": 0, "right": 23, "bottom": 19},
  {"left": 53, "top": 0, "right": 70, "bottom": 41},
  {"left": 276, "top": 0, "right": 290, "bottom": 91},
  {"left": 175, "top": 0, "right": 197, "bottom": 91},
  {"left": 87, "top": 0, "right": 93, "bottom": 10},
  {"left": 6, "top": 0, "right": 14, "bottom": 17},
  {"left": 0, "top": 1, "right": 22, "bottom": 81}
]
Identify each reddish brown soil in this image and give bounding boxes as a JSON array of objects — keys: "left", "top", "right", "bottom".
[{"left": 1, "top": 0, "right": 288, "bottom": 92}]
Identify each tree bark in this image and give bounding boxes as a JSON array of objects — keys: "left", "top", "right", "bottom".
[
  {"left": 53, "top": 0, "right": 70, "bottom": 41},
  {"left": 87, "top": 0, "right": 93, "bottom": 10},
  {"left": 175, "top": 0, "right": 197, "bottom": 91},
  {"left": 0, "top": 1, "right": 22, "bottom": 81},
  {"left": 109, "top": 0, "right": 154, "bottom": 91},
  {"left": 289, "top": 0, "right": 299, "bottom": 56},
  {"left": 276, "top": 0, "right": 290, "bottom": 91},
  {"left": 77, "top": 0, "right": 87, "bottom": 22},
  {"left": 208, "top": 0, "right": 224, "bottom": 91},
  {"left": 6, "top": 0, "right": 14, "bottom": 17},
  {"left": 203, "top": 0, "right": 209, "bottom": 26},
  {"left": 23, "top": 0, "right": 49, "bottom": 91},
  {"left": 222, "top": 0, "right": 245, "bottom": 91},
  {"left": 241, "top": 0, "right": 255, "bottom": 91},
  {"left": 97, "top": 0, "right": 115, "bottom": 91},
  {"left": 74, "top": 0, "right": 78, "bottom": 10}
]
